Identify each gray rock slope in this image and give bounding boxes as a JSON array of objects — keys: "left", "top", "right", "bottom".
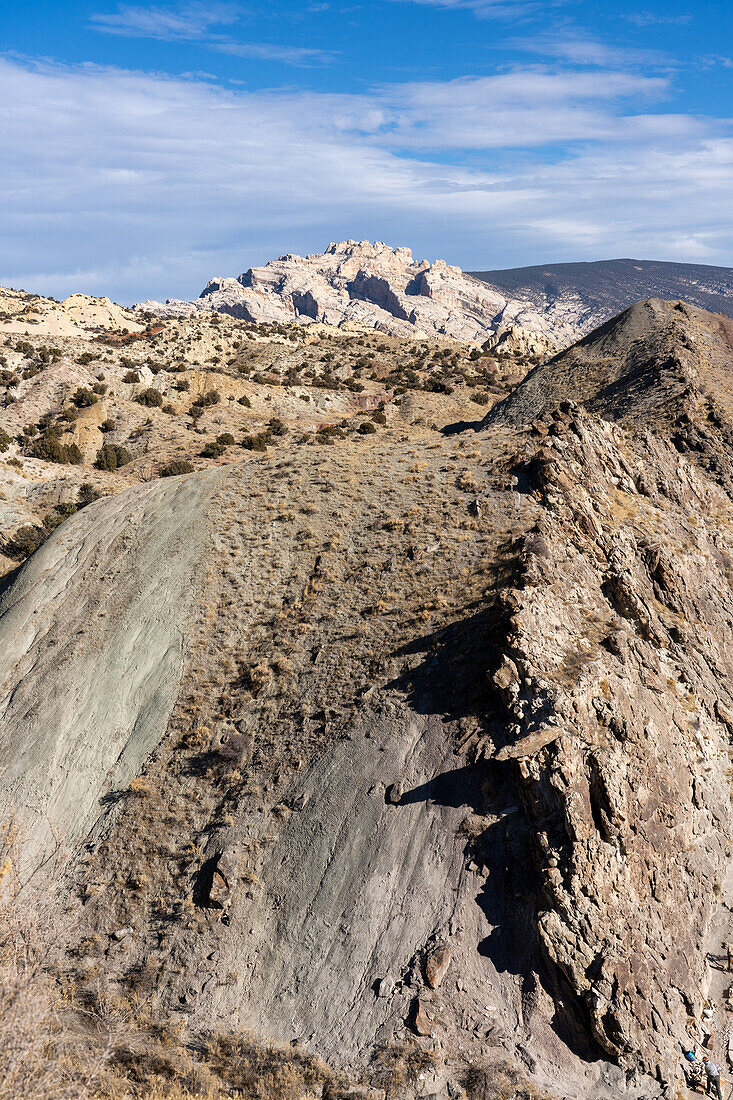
[
  {"left": 0, "top": 468, "right": 222, "bottom": 876},
  {"left": 484, "top": 297, "right": 733, "bottom": 433}
]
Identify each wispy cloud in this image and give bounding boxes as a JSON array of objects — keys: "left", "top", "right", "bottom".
[
  {"left": 90, "top": 2, "right": 335, "bottom": 65},
  {"left": 700, "top": 54, "right": 733, "bottom": 69},
  {"left": 388, "top": 0, "right": 565, "bottom": 19},
  {"left": 509, "top": 31, "right": 671, "bottom": 69},
  {"left": 623, "top": 11, "right": 693, "bottom": 27},
  {"left": 90, "top": 2, "right": 239, "bottom": 39},
  {"left": 0, "top": 57, "right": 731, "bottom": 302},
  {"left": 214, "top": 41, "right": 337, "bottom": 64}
]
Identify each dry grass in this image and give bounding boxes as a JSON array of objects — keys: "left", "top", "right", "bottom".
[
  {"left": 459, "top": 1060, "right": 555, "bottom": 1100},
  {"left": 0, "top": 822, "right": 365, "bottom": 1100}
]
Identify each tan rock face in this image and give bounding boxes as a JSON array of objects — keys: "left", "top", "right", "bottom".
[
  {"left": 424, "top": 943, "right": 451, "bottom": 989},
  {"left": 412, "top": 996, "right": 435, "bottom": 1036},
  {"left": 136, "top": 239, "right": 577, "bottom": 349},
  {"left": 483, "top": 406, "right": 733, "bottom": 1083}
]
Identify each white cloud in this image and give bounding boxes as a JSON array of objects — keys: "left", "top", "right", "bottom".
[
  {"left": 623, "top": 11, "right": 693, "bottom": 27},
  {"left": 0, "top": 57, "right": 731, "bottom": 302},
  {"left": 509, "top": 31, "right": 671, "bottom": 69}
]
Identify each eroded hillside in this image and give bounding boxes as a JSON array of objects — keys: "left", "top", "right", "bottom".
[
  {"left": 1, "top": 295, "right": 733, "bottom": 1100},
  {"left": 0, "top": 283, "right": 540, "bottom": 577}
]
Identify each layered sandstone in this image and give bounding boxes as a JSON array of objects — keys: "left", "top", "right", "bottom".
[{"left": 137, "top": 240, "right": 571, "bottom": 352}]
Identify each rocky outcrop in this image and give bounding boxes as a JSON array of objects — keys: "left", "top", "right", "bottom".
[
  {"left": 483, "top": 406, "right": 733, "bottom": 1083},
  {"left": 136, "top": 240, "right": 571, "bottom": 350}
]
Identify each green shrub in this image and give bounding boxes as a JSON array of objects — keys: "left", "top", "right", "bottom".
[
  {"left": 78, "top": 482, "right": 101, "bottom": 506},
  {"left": 358, "top": 421, "right": 377, "bottom": 435},
  {"left": 217, "top": 433, "right": 235, "bottom": 446},
  {"left": 471, "top": 391, "right": 490, "bottom": 406},
  {"left": 76, "top": 352, "right": 96, "bottom": 366},
  {"left": 123, "top": 370, "right": 140, "bottom": 383},
  {"left": 30, "top": 433, "right": 82, "bottom": 465},
  {"left": 100, "top": 419, "right": 116, "bottom": 433},
  {"left": 316, "top": 424, "right": 345, "bottom": 440},
  {"left": 0, "top": 427, "right": 11, "bottom": 453},
  {"left": 200, "top": 440, "right": 226, "bottom": 458},
  {"left": 95, "top": 443, "right": 131, "bottom": 471},
  {"left": 136, "top": 388, "right": 163, "bottom": 408},
  {"left": 192, "top": 390, "right": 220, "bottom": 409},
  {"left": 238, "top": 394, "right": 251, "bottom": 407},
  {"left": 160, "top": 459, "right": 194, "bottom": 477},
  {"left": 241, "top": 432, "right": 270, "bottom": 452},
  {"left": 372, "top": 409, "right": 387, "bottom": 425},
  {"left": 423, "top": 380, "right": 453, "bottom": 395},
  {"left": 72, "top": 387, "right": 98, "bottom": 408},
  {"left": 2, "top": 524, "right": 47, "bottom": 560}
]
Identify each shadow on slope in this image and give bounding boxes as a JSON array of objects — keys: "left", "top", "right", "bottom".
[{"left": 388, "top": 602, "right": 605, "bottom": 1066}]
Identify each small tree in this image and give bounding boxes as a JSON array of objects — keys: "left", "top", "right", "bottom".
[{"left": 95, "top": 443, "right": 131, "bottom": 471}]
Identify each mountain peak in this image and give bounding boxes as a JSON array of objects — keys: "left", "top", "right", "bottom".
[{"left": 137, "top": 241, "right": 568, "bottom": 352}]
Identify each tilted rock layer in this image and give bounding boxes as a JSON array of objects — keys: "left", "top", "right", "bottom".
[{"left": 3, "top": 298, "right": 733, "bottom": 1098}]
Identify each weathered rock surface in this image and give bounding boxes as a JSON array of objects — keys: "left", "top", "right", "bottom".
[
  {"left": 0, "top": 468, "right": 222, "bottom": 874},
  {"left": 5, "top": 296, "right": 733, "bottom": 1098},
  {"left": 483, "top": 408, "right": 733, "bottom": 1083},
  {"left": 136, "top": 239, "right": 570, "bottom": 351}
]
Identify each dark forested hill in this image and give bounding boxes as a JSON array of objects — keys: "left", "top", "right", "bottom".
[{"left": 471, "top": 257, "right": 733, "bottom": 332}]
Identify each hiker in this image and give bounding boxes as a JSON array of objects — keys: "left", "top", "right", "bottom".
[{"left": 703, "top": 1055, "right": 723, "bottom": 1099}]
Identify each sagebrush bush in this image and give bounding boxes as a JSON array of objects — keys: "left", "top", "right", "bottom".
[
  {"left": 241, "top": 432, "right": 270, "bottom": 452},
  {"left": 200, "top": 441, "right": 226, "bottom": 458},
  {"left": 137, "top": 388, "right": 164, "bottom": 408},
  {"left": 30, "top": 432, "right": 82, "bottom": 465},
  {"left": 2, "top": 525, "right": 47, "bottom": 560},
  {"left": 160, "top": 459, "right": 194, "bottom": 477},
  {"left": 73, "top": 387, "right": 98, "bottom": 408}
]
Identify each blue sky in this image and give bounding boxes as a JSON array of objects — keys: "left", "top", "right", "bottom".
[{"left": 1, "top": 0, "right": 732, "bottom": 301}]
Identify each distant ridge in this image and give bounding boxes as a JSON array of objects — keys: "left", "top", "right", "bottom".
[{"left": 470, "top": 257, "right": 733, "bottom": 331}]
